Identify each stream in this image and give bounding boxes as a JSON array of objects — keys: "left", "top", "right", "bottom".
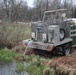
[{"left": 0, "top": 62, "right": 29, "bottom": 75}]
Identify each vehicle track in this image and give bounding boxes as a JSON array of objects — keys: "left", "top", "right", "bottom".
[
  {"left": 33, "top": 49, "right": 63, "bottom": 58},
  {"left": 33, "top": 47, "right": 76, "bottom": 58}
]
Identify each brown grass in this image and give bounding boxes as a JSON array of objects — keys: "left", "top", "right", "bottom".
[{"left": 0, "top": 23, "right": 31, "bottom": 48}]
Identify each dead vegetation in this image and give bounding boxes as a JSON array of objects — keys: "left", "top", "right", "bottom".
[
  {"left": 46, "top": 51, "right": 76, "bottom": 75},
  {"left": 18, "top": 47, "right": 76, "bottom": 75},
  {"left": 0, "top": 23, "right": 31, "bottom": 48}
]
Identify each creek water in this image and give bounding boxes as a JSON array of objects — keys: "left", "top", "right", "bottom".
[{"left": 0, "top": 62, "right": 29, "bottom": 75}]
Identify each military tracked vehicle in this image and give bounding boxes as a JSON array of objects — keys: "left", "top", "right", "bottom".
[{"left": 23, "top": 9, "right": 76, "bottom": 55}]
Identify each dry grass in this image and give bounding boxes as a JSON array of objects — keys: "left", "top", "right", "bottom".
[
  {"left": 46, "top": 51, "right": 76, "bottom": 75},
  {"left": 0, "top": 23, "right": 31, "bottom": 48}
]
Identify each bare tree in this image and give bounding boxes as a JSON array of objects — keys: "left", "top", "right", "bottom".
[
  {"left": 0, "top": 0, "right": 76, "bottom": 22},
  {"left": 0, "top": 0, "right": 28, "bottom": 22}
]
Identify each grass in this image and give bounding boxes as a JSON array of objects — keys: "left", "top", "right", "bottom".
[
  {"left": 0, "top": 48, "right": 76, "bottom": 75},
  {"left": 0, "top": 48, "right": 25, "bottom": 63},
  {"left": 14, "top": 54, "right": 51, "bottom": 74},
  {"left": 0, "top": 48, "right": 27, "bottom": 72},
  {"left": 24, "top": 55, "right": 54, "bottom": 75},
  {"left": 23, "top": 27, "right": 31, "bottom": 39},
  {"left": 16, "top": 61, "right": 26, "bottom": 72},
  {"left": 22, "top": 55, "right": 76, "bottom": 75},
  {"left": 0, "top": 48, "right": 17, "bottom": 62},
  {"left": 0, "top": 24, "right": 31, "bottom": 47}
]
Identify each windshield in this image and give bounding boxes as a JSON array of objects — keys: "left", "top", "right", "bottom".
[
  {"left": 43, "top": 9, "right": 67, "bottom": 23},
  {"left": 43, "top": 12, "right": 56, "bottom": 23}
]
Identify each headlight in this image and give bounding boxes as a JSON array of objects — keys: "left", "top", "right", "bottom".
[
  {"left": 42, "top": 33, "right": 46, "bottom": 42},
  {"left": 32, "top": 32, "right": 35, "bottom": 39}
]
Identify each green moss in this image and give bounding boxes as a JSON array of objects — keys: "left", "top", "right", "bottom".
[
  {"left": 24, "top": 55, "right": 31, "bottom": 62},
  {"left": 25, "top": 55, "right": 55, "bottom": 75},
  {"left": 16, "top": 62, "right": 25, "bottom": 72},
  {"left": 27, "top": 62, "right": 43, "bottom": 75},
  {"left": 0, "top": 48, "right": 16, "bottom": 62}
]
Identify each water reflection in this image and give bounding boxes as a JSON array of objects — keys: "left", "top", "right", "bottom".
[{"left": 0, "top": 62, "right": 29, "bottom": 75}]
